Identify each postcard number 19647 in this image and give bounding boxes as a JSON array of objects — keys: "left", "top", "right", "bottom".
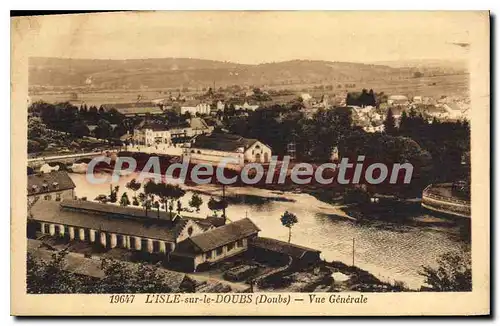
[{"left": 110, "top": 294, "right": 136, "bottom": 304}]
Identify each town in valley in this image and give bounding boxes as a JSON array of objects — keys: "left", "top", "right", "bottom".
[{"left": 25, "top": 14, "right": 472, "bottom": 295}]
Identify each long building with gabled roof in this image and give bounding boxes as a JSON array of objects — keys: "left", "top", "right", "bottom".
[{"left": 28, "top": 199, "right": 262, "bottom": 271}]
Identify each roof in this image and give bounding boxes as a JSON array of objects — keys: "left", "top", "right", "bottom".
[
  {"left": 251, "top": 237, "right": 321, "bottom": 259},
  {"left": 60, "top": 199, "right": 179, "bottom": 220},
  {"left": 189, "top": 117, "right": 210, "bottom": 130},
  {"left": 27, "top": 241, "right": 186, "bottom": 291},
  {"left": 28, "top": 171, "right": 76, "bottom": 196},
  {"left": 120, "top": 107, "right": 164, "bottom": 116},
  {"left": 103, "top": 103, "right": 163, "bottom": 116},
  {"left": 141, "top": 122, "right": 170, "bottom": 132},
  {"left": 203, "top": 118, "right": 219, "bottom": 127},
  {"left": 388, "top": 95, "right": 409, "bottom": 101},
  {"left": 188, "top": 218, "right": 260, "bottom": 252},
  {"left": 444, "top": 103, "right": 461, "bottom": 111},
  {"left": 167, "top": 121, "right": 191, "bottom": 130},
  {"left": 181, "top": 100, "right": 207, "bottom": 107},
  {"left": 388, "top": 107, "right": 405, "bottom": 116},
  {"left": 30, "top": 200, "right": 190, "bottom": 242},
  {"left": 191, "top": 133, "right": 260, "bottom": 152},
  {"left": 103, "top": 102, "right": 157, "bottom": 109}
]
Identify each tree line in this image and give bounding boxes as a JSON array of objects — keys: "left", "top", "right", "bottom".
[
  {"left": 224, "top": 100, "right": 469, "bottom": 196},
  {"left": 26, "top": 251, "right": 193, "bottom": 293},
  {"left": 93, "top": 179, "right": 229, "bottom": 218},
  {"left": 383, "top": 107, "right": 470, "bottom": 183},
  {"left": 28, "top": 101, "right": 129, "bottom": 140}
]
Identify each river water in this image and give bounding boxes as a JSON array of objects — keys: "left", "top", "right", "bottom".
[{"left": 69, "top": 172, "right": 469, "bottom": 289}]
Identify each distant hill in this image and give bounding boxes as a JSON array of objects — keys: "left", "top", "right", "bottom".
[
  {"left": 29, "top": 57, "right": 467, "bottom": 90},
  {"left": 374, "top": 59, "right": 467, "bottom": 71}
]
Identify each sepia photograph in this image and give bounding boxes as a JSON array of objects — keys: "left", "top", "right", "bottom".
[{"left": 10, "top": 10, "right": 490, "bottom": 316}]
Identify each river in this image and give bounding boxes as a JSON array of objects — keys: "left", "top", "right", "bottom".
[{"left": 69, "top": 172, "right": 470, "bottom": 289}]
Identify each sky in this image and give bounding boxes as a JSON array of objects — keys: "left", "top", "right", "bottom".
[{"left": 17, "top": 11, "right": 479, "bottom": 64}]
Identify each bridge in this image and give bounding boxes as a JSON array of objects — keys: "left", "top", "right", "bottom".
[
  {"left": 421, "top": 184, "right": 471, "bottom": 218},
  {"left": 27, "top": 150, "right": 118, "bottom": 169}
]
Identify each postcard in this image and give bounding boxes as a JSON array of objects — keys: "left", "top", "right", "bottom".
[{"left": 11, "top": 11, "right": 490, "bottom": 316}]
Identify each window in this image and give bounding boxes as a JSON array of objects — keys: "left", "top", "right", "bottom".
[
  {"left": 187, "top": 226, "right": 194, "bottom": 236},
  {"left": 237, "top": 240, "right": 244, "bottom": 248},
  {"left": 55, "top": 193, "right": 61, "bottom": 201},
  {"left": 153, "top": 240, "right": 160, "bottom": 252},
  {"left": 205, "top": 251, "right": 212, "bottom": 260},
  {"left": 44, "top": 194, "right": 52, "bottom": 200},
  {"left": 227, "top": 242, "right": 234, "bottom": 251},
  {"left": 216, "top": 247, "right": 223, "bottom": 256}
]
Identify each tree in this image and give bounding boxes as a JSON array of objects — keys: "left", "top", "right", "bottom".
[
  {"left": 27, "top": 251, "right": 85, "bottom": 293},
  {"left": 28, "top": 116, "right": 48, "bottom": 139},
  {"left": 94, "top": 119, "right": 112, "bottom": 139},
  {"left": 28, "top": 139, "right": 44, "bottom": 153},
  {"left": 138, "top": 193, "right": 151, "bottom": 215},
  {"left": 70, "top": 120, "right": 90, "bottom": 138},
  {"left": 419, "top": 252, "right": 471, "bottom": 292},
  {"left": 108, "top": 185, "right": 119, "bottom": 203},
  {"left": 280, "top": 211, "right": 298, "bottom": 243},
  {"left": 126, "top": 179, "right": 142, "bottom": 197},
  {"left": 399, "top": 110, "right": 409, "bottom": 135},
  {"left": 144, "top": 180, "right": 158, "bottom": 207},
  {"left": 153, "top": 201, "right": 160, "bottom": 216},
  {"left": 120, "top": 192, "right": 131, "bottom": 207},
  {"left": 98, "top": 260, "right": 173, "bottom": 293},
  {"left": 188, "top": 193, "right": 203, "bottom": 213},
  {"left": 27, "top": 253, "right": 175, "bottom": 294},
  {"left": 176, "top": 200, "right": 182, "bottom": 214},
  {"left": 167, "top": 185, "right": 186, "bottom": 216},
  {"left": 207, "top": 197, "right": 228, "bottom": 217},
  {"left": 383, "top": 109, "right": 397, "bottom": 135}
]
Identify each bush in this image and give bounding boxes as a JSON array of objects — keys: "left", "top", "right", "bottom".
[
  {"left": 419, "top": 252, "right": 471, "bottom": 292},
  {"left": 343, "top": 187, "right": 370, "bottom": 205}
]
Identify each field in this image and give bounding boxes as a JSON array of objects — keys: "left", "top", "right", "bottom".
[{"left": 29, "top": 73, "right": 469, "bottom": 107}]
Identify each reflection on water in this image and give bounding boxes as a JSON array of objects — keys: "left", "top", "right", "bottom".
[{"left": 69, "top": 172, "right": 469, "bottom": 289}]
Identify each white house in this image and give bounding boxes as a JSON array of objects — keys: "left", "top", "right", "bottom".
[
  {"left": 412, "top": 96, "right": 423, "bottom": 104},
  {"left": 133, "top": 119, "right": 213, "bottom": 147},
  {"left": 133, "top": 123, "right": 171, "bottom": 146},
  {"left": 235, "top": 101, "right": 259, "bottom": 111},
  {"left": 216, "top": 101, "right": 225, "bottom": 111},
  {"left": 443, "top": 103, "right": 467, "bottom": 119},
  {"left": 183, "top": 132, "right": 272, "bottom": 167},
  {"left": 180, "top": 102, "right": 211, "bottom": 115},
  {"left": 300, "top": 93, "right": 313, "bottom": 102},
  {"left": 387, "top": 95, "right": 409, "bottom": 106}
]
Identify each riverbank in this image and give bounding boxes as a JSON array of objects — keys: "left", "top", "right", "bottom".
[
  {"left": 325, "top": 261, "right": 410, "bottom": 292},
  {"left": 68, "top": 172, "right": 470, "bottom": 289},
  {"left": 180, "top": 182, "right": 356, "bottom": 221}
]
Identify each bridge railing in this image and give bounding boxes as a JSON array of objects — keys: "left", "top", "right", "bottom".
[{"left": 28, "top": 150, "right": 119, "bottom": 164}]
